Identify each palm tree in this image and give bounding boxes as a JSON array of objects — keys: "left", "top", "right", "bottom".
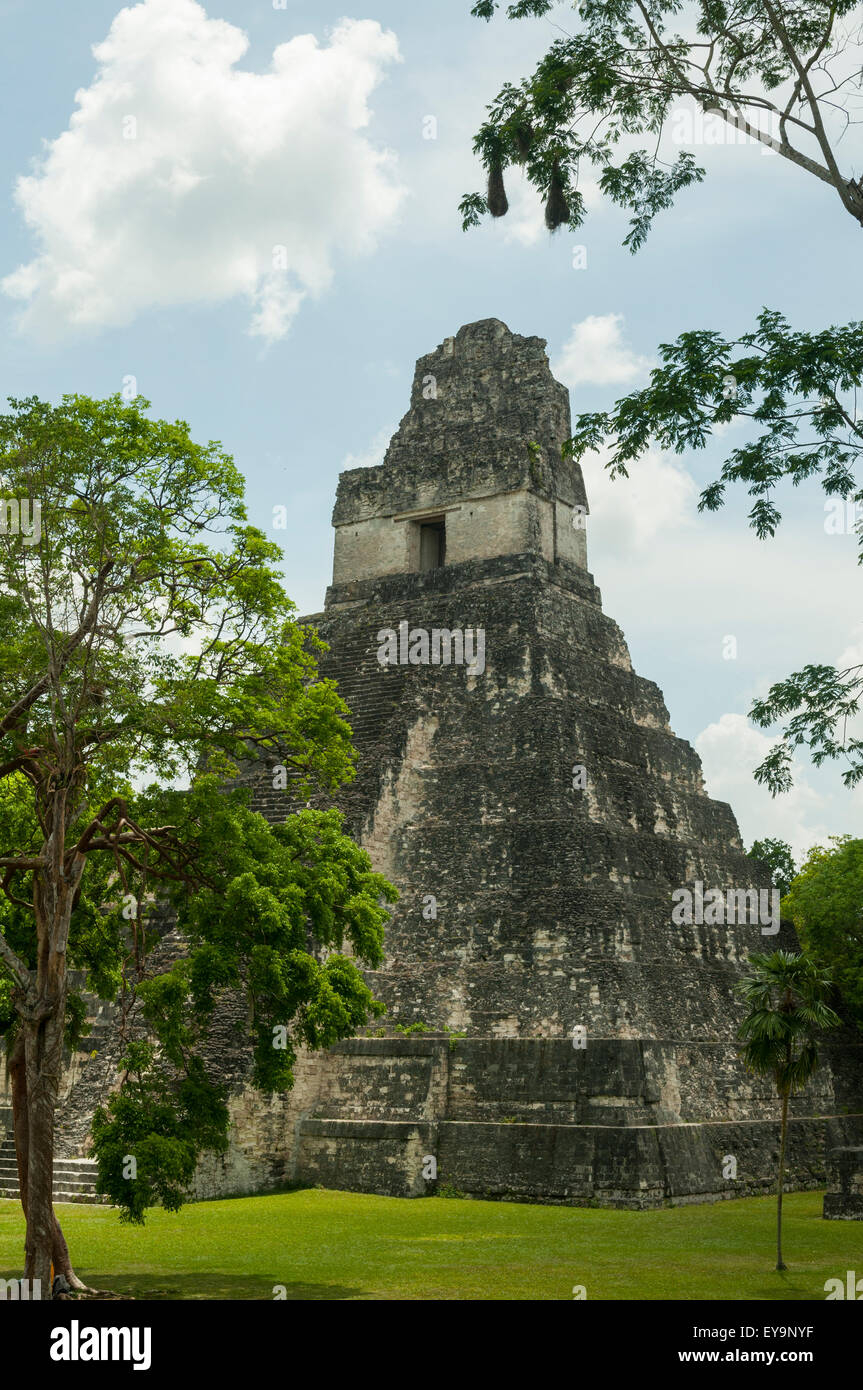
[{"left": 737, "top": 950, "right": 841, "bottom": 1270}]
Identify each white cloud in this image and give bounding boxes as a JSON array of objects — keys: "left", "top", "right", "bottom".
[
  {"left": 837, "top": 621, "right": 863, "bottom": 672},
  {"left": 695, "top": 712, "right": 834, "bottom": 863},
  {"left": 563, "top": 425, "right": 863, "bottom": 864},
  {"left": 342, "top": 424, "right": 394, "bottom": 472},
  {"left": 2, "top": 0, "right": 404, "bottom": 341},
  {"left": 553, "top": 313, "right": 653, "bottom": 388},
  {"left": 502, "top": 169, "right": 602, "bottom": 248},
  {"left": 501, "top": 179, "right": 547, "bottom": 248},
  {"left": 581, "top": 444, "right": 698, "bottom": 552}
]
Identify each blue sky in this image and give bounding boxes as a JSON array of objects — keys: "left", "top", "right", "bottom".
[{"left": 1, "top": 0, "right": 861, "bottom": 858}]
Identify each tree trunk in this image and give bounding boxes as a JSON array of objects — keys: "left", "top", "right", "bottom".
[
  {"left": 50, "top": 1212, "right": 86, "bottom": 1291},
  {"left": 22, "top": 1007, "right": 65, "bottom": 1291},
  {"left": 776, "top": 1089, "right": 789, "bottom": 1271},
  {"left": 16, "top": 824, "right": 90, "bottom": 1293},
  {"left": 9, "top": 809, "right": 92, "bottom": 1298},
  {"left": 10, "top": 1029, "right": 89, "bottom": 1291}
]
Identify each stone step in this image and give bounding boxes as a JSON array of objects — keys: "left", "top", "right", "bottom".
[
  {"left": 0, "top": 1170, "right": 95, "bottom": 1179},
  {"left": 0, "top": 1187, "right": 100, "bottom": 1201},
  {"left": 0, "top": 1190, "right": 104, "bottom": 1203},
  {"left": 0, "top": 1148, "right": 100, "bottom": 1169},
  {"left": 0, "top": 1138, "right": 105, "bottom": 1203}
]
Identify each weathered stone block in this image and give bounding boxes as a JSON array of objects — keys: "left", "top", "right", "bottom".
[{"left": 823, "top": 1146, "right": 863, "bottom": 1219}]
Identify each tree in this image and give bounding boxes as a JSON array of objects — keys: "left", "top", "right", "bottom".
[
  {"left": 782, "top": 836, "right": 863, "bottom": 1024},
  {"left": 462, "top": 1, "right": 863, "bottom": 239},
  {"left": 461, "top": 1, "right": 863, "bottom": 791},
  {"left": 737, "top": 950, "right": 840, "bottom": 1270},
  {"left": 0, "top": 393, "right": 396, "bottom": 1295},
  {"left": 565, "top": 309, "right": 863, "bottom": 791},
  {"left": 747, "top": 837, "right": 796, "bottom": 896}
]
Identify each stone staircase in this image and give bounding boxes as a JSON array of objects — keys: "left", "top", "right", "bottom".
[
  {"left": 52, "top": 922, "right": 188, "bottom": 1158},
  {"left": 0, "top": 1134, "right": 105, "bottom": 1204},
  {"left": 0, "top": 922, "right": 187, "bottom": 1208}
]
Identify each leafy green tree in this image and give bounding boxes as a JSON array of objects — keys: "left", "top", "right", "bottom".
[
  {"left": 782, "top": 836, "right": 863, "bottom": 1024},
  {"left": 462, "top": 3, "right": 863, "bottom": 792},
  {"left": 737, "top": 950, "right": 840, "bottom": 1270},
  {"left": 88, "top": 786, "right": 395, "bottom": 1225},
  {"left": 747, "top": 837, "right": 796, "bottom": 897},
  {"left": 0, "top": 393, "right": 395, "bottom": 1294},
  {"left": 462, "top": 1, "right": 863, "bottom": 239}
]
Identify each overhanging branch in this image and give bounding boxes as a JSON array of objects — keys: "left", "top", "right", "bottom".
[{"left": 0, "top": 929, "right": 31, "bottom": 989}]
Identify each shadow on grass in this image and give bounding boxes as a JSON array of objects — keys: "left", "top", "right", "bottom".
[
  {"left": 71, "top": 1273, "right": 365, "bottom": 1301},
  {"left": 189, "top": 1182, "right": 314, "bottom": 1205},
  {"left": 744, "top": 1272, "right": 829, "bottom": 1302}
]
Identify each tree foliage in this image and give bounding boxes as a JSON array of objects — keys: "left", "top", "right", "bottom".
[
  {"left": 568, "top": 310, "right": 863, "bottom": 531},
  {"left": 566, "top": 309, "right": 863, "bottom": 790},
  {"left": 88, "top": 785, "right": 395, "bottom": 1223},
  {"left": 0, "top": 393, "right": 396, "bottom": 1279},
  {"left": 738, "top": 949, "right": 839, "bottom": 1095},
  {"left": 463, "top": 5, "right": 863, "bottom": 795},
  {"left": 737, "top": 948, "right": 841, "bottom": 1268},
  {"left": 747, "top": 837, "right": 797, "bottom": 896},
  {"left": 781, "top": 836, "right": 863, "bottom": 1024},
  {"left": 462, "top": 1, "right": 863, "bottom": 240}
]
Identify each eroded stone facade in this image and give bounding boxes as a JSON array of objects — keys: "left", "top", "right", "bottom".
[{"left": 233, "top": 319, "right": 863, "bottom": 1206}]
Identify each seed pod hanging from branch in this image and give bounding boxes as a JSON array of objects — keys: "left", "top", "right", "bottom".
[
  {"left": 544, "top": 160, "right": 570, "bottom": 231},
  {"left": 487, "top": 160, "right": 509, "bottom": 217},
  {"left": 513, "top": 117, "right": 534, "bottom": 164}
]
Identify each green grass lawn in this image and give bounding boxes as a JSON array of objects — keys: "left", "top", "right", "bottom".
[{"left": 0, "top": 1188, "right": 857, "bottom": 1300}]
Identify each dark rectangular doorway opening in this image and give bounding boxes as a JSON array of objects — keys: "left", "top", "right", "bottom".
[{"left": 419, "top": 517, "right": 446, "bottom": 572}]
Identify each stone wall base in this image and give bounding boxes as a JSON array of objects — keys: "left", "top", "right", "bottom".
[{"left": 189, "top": 1036, "right": 863, "bottom": 1209}]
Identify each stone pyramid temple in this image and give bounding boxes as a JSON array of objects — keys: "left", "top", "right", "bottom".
[
  {"left": 231, "top": 318, "right": 861, "bottom": 1206},
  {"left": 3, "top": 318, "right": 861, "bottom": 1208}
]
